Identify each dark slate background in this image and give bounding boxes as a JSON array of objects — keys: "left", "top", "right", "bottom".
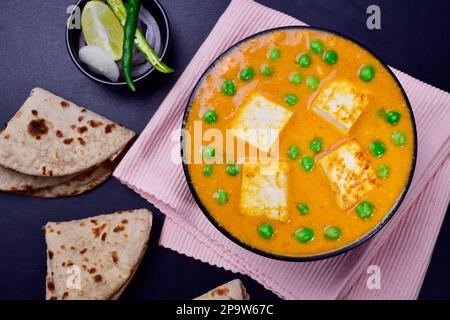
[{"left": 0, "top": 0, "right": 449, "bottom": 300}]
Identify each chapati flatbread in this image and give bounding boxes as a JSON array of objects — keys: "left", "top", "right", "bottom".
[
  {"left": 22, "top": 161, "right": 113, "bottom": 198},
  {"left": 44, "top": 209, "right": 152, "bottom": 300},
  {"left": 0, "top": 88, "right": 135, "bottom": 176},
  {"left": 0, "top": 165, "right": 76, "bottom": 192},
  {"left": 194, "top": 279, "right": 250, "bottom": 300}
]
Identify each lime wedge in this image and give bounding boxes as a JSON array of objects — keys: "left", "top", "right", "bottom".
[{"left": 81, "top": 1, "right": 124, "bottom": 61}]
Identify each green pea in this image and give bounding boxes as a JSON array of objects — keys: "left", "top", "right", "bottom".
[
  {"left": 296, "top": 53, "right": 312, "bottom": 68},
  {"left": 370, "top": 140, "right": 386, "bottom": 157},
  {"left": 214, "top": 189, "right": 229, "bottom": 205},
  {"left": 355, "top": 201, "right": 374, "bottom": 220},
  {"left": 221, "top": 79, "right": 236, "bottom": 96},
  {"left": 323, "top": 50, "right": 338, "bottom": 65},
  {"left": 385, "top": 111, "right": 401, "bottom": 125},
  {"left": 289, "top": 71, "right": 303, "bottom": 85},
  {"left": 391, "top": 132, "right": 407, "bottom": 147},
  {"left": 226, "top": 163, "right": 240, "bottom": 176},
  {"left": 377, "top": 164, "right": 390, "bottom": 179},
  {"left": 294, "top": 227, "right": 314, "bottom": 243},
  {"left": 310, "top": 39, "right": 324, "bottom": 55},
  {"left": 359, "top": 65, "right": 375, "bottom": 82},
  {"left": 377, "top": 108, "right": 386, "bottom": 118},
  {"left": 287, "top": 144, "right": 300, "bottom": 160},
  {"left": 258, "top": 223, "right": 274, "bottom": 239},
  {"left": 260, "top": 64, "right": 273, "bottom": 76},
  {"left": 284, "top": 93, "right": 298, "bottom": 106},
  {"left": 203, "top": 146, "right": 216, "bottom": 159},
  {"left": 324, "top": 226, "right": 342, "bottom": 240},
  {"left": 239, "top": 67, "right": 255, "bottom": 81},
  {"left": 203, "top": 165, "right": 213, "bottom": 176},
  {"left": 202, "top": 109, "right": 218, "bottom": 124},
  {"left": 306, "top": 76, "right": 320, "bottom": 90},
  {"left": 296, "top": 203, "right": 309, "bottom": 215},
  {"left": 267, "top": 48, "right": 281, "bottom": 60},
  {"left": 300, "top": 156, "right": 314, "bottom": 172},
  {"left": 309, "top": 138, "right": 322, "bottom": 153}
]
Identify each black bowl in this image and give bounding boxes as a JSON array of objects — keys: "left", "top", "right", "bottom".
[
  {"left": 180, "top": 26, "right": 417, "bottom": 262},
  {"left": 66, "top": 0, "right": 170, "bottom": 87}
]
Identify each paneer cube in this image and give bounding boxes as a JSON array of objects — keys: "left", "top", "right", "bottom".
[
  {"left": 231, "top": 94, "right": 293, "bottom": 154},
  {"left": 312, "top": 80, "right": 370, "bottom": 133},
  {"left": 241, "top": 161, "right": 288, "bottom": 222},
  {"left": 318, "top": 139, "right": 377, "bottom": 210}
]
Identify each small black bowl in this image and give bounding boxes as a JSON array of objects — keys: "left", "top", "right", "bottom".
[
  {"left": 66, "top": 0, "right": 170, "bottom": 87},
  {"left": 180, "top": 26, "right": 418, "bottom": 262}
]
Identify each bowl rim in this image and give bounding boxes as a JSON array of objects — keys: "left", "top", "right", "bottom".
[
  {"left": 180, "top": 25, "right": 418, "bottom": 262},
  {"left": 65, "top": 0, "right": 171, "bottom": 86}
]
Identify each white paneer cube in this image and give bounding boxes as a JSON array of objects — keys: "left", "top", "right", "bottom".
[
  {"left": 231, "top": 94, "right": 293, "bottom": 154},
  {"left": 312, "top": 80, "right": 369, "bottom": 133},
  {"left": 241, "top": 161, "right": 288, "bottom": 222},
  {"left": 318, "top": 139, "right": 377, "bottom": 210}
]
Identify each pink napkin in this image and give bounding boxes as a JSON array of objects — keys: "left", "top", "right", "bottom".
[{"left": 114, "top": 0, "right": 450, "bottom": 299}]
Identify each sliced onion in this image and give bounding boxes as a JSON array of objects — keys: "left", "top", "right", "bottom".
[{"left": 79, "top": 46, "right": 120, "bottom": 82}]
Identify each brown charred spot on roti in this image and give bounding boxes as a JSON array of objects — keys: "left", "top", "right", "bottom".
[
  {"left": 62, "top": 262, "right": 66, "bottom": 267},
  {"left": 70, "top": 124, "right": 76, "bottom": 130},
  {"left": 78, "top": 116, "right": 84, "bottom": 122},
  {"left": 63, "top": 138, "right": 74, "bottom": 145},
  {"left": 92, "top": 223, "right": 107, "bottom": 238},
  {"left": 49, "top": 296, "right": 57, "bottom": 300},
  {"left": 81, "top": 108, "right": 87, "bottom": 113},
  {"left": 48, "top": 170, "right": 53, "bottom": 177},
  {"left": 56, "top": 230, "right": 61, "bottom": 235},
  {"left": 121, "top": 219, "right": 128, "bottom": 224},
  {"left": 211, "top": 287, "right": 229, "bottom": 297},
  {"left": 93, "top": 274, "right": 103, "bottom": 283},
  {"left": 111, "top": 251, "right": 119, "bottom": 264},
  {"left": 79, "top": 222, "right": 85, "bottom": 227},
  {"left": 47, "top": 280, "right": 55, "bottom": 291},
  {"left": 31, "top": 110, "right": 38, "bottom": 116},
  {"left": 70, "top": 246, "right": 75, "bottom": 250},
  {"left": 105, "top": 123, "right": 116, "bottom": 134},
  {"left": 3, "top": 133, "right": 10, "bottom": 139},
  {"left": 77, "top": 126, "right": 88, "bottom": 134},
  {"left": 90, "top": 219, "right": 98, "bottom": 225},
  {"left": 42, "top": 166, "right": 47, "bottom": 175},
  {"left": 88, "top": 268, "right": 96, "bottom": 274},
  {"left": 60, "top": 245, "right": 65, "bottom": 250},
  {"left": 67, "top": 261, "right": 74, "bottom": 267},
  {"left": 48, "top": 250, "right": 54, "bottom": 260},
  {"left": 62, "top": 292, "right": 69, "bottom": 300},
  {"left": 79, "top": 248, "right": 87, "bottom": 255},
  {"left": 60, "top": 101, "right": 70, "bottom": 108},
  {"left": 101, "top": 232, "right": 107, "bottom": 241},
  {"left": 113, "top": 225, "right": 125, "bottom": 233},
  {"left": 55, "top": 130, "right": 63, "bottom": 138},
  {"left": 28, "top": 119, "right": 48, "bottom": 138},
  {"left": 88, "top": 120, "right": 103, "bottom": 128},
  {"left": 46, "top": 226, "right": 54, "bottom": 233},
  {"left": 78, "top": 137, "right": 86, "bottom": 145}
]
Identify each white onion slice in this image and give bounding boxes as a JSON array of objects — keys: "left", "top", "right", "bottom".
[{"left": 79, "top": 46, "right": 120, "bottom": 82}]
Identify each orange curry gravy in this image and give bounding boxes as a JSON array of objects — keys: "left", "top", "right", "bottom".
[{"left": 185, "top": 29, "right": 414, "bottom": 257}]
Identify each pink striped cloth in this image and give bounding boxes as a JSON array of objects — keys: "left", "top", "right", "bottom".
[{"left": 114, "top": 0, "right": 450, "bottom": 299}]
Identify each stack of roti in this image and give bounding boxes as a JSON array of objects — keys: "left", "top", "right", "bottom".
[
  {"left": 194, "top": 279, "right": 250, "bottom": 300},
  {"left": 0, "top": 88, "right": 135, "bottom": 198},
  {"left": 44, "top": 209, "right": 152, "bottom": 300}
]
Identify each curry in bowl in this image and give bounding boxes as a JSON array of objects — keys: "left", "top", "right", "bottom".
[{"left": 182, "top": 27, "right": 416, "bottom": 259}]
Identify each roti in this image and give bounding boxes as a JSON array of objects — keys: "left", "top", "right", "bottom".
[
  {"left": 194, "top": 279, "right": 250, "bottom": 300},
  {"left": 21, "top": 161, "right": 113, "bottom": 198},
  {"left": 44, "top": 209, "right": 152, "bottom": 300},
  {"left": 0, "top": 88, "right": 135, "bottom": 176},
  {"left": 0, "top": 165, "right": 76, "bottom": 192}
]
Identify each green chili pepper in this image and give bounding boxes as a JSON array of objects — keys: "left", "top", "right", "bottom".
[
  {"left": 122, "top": 0, "right": 141, "bottom": 92},
  {"left": 106, "top": 0, "right": 174, "bottom": 74}
]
